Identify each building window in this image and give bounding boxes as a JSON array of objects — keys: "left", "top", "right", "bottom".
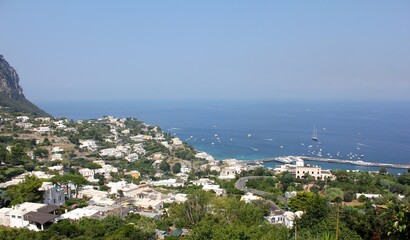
[
  {"left": 12, "top": 215, "right": 15, "bottom": 218},
  {"left": 17, "top": 216, "right": 22, "bottom": 219}
]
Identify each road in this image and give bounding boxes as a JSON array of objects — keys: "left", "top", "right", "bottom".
[
  {"left": 235, "top": 176, "right": 287, "bottom": 202},
  {"left": 235, "top": 176, "right": 286, "bottom": 212}
]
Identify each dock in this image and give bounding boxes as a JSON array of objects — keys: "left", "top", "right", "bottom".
[{"left": 242, "top": 156, "right": 410, "bottom": 169}]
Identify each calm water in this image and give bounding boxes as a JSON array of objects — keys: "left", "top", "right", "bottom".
[{"left": 39, "top": 100, "right": 410, "bottom": 174}]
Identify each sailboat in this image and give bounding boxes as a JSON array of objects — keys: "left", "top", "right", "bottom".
[{"left": 312, "top": 126, "right": 318, "bottom": 141}]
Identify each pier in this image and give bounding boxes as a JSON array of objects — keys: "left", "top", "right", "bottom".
[{"left": 242, "top": 156, "right": 410, "bottom": 169}]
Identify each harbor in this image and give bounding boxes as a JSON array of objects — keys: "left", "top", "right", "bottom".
[{"left": 243, "top": 156, "right": 410, "bottom": 169}]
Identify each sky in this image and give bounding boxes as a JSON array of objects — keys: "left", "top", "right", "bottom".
[{"left": 0, "top": 1, "right": 409, "bottom": 102}]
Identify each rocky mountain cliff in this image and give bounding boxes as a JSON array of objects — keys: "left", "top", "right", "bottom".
[{"left": 0, "top": 55, "right": 50, "bottom": 116}]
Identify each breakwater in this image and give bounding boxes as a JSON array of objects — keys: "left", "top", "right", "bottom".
[{"left": 243, "top": 156, "right": 410, "bottom": 169}]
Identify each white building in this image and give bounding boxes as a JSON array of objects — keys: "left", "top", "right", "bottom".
[
  {"left": 16, "top": 122, "right": 33, "bottom": 129},
  {"left": 171, "top": 138, "right": 183, "bottom": 147},
  {"left": 51, "top": 153, "right": 63, "bottom": 161},
  {"left": 202, "top": 184, "right": 226, "bottom": 196},
  {"left": 60, "top": 208, "right": 98, "bottom": 220},
  {"left": 295, "top": 165, "right": 334, "bottom": 180},
  {"left": 16, "top": 116, "right": 30, "bottom": 122},
  {"left": 195, "top": 152, "right": 215, "bottom": 161},
  {"left": 133, "top": 199, "right": 163, "bottom": 211},
  {"left": 191, "top": 178, "right": 214, "bottom": 186},
  {"left": 241, "top": 193, "right": 262, "bottom": 203},
  {"left": 174, "top": 194, "right": 188, "bottom": 203},
  {"left": 265, "top": 211, "right": 303, "bottom": 228},
  {"left": 79, "top": 140, "right": 98, "bottom": 152},
  {"left": 125, "top": 153, "right": 139, "bottom": 162},
  {"left": 219, "top": 166, "right": 242, "bottom": 179},
  {"left": 356, "top": 193, "right": 382, "bottom": 199},
  {"left": 99, "top": 148, "right": 117, "bottom": 157},
  {"left": 0, "top": 202, "right": 58, "bottom": 231},
  {"left": 107, "top": 181, "right": 139, "bottom": 197},
  {"left": 180, "top": 165, "right": 191, "bottom": 174},
  {"left": 79, "top": 168, "right": 95, "bottom": 180},
  {"left": 36, "top": 126, "right": 51, "bottom": 133},
  {"left": 152, "top": 179, "right": 185, "bottom": 187},
  {"left": 133, "top": 143, "right": 146, "bottom": 155}
]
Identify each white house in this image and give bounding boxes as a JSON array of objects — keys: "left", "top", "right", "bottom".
[
  {"left": 265, "top": 211, "right": 303, "bottom": 228},
  {"left": 16, "top": 116, "right": 30, "bottom": 122},
  {"left": 133, "top": 199, "right": 163, "bottom": 211},
  {"left": 151, "top": 179, "right": 185, "bottom": 187},
  {"left": 79, "top": 140, "right": 98, "bottom": 152},
  {"left": 16, "top": 122, "right": 33, "bottom": 129},
  {"left": 240, "top": 192, "right": 262, "bottom": 203},
  {"left": 356, "top": 193, "right": 382, "bottom": 199},
  {"left": 180, "top": 165, "right": 191, "bottom": 174},
  {"left": 100, "top": 148, "right": 117, "bottom": 157},
  {"left": 107, "top": 181, "right": 139, "bottom": 197},
  {"left": 125, "top": 153, "right": 139, "bottom": 162},
  {"left": 0, "top": 202, "right": 58, "bottom": 231},
  {"left": 79, "top": 168, "right": 95, "bottom": 179},
  {"left": 202, "top": 184, "right": 226, "bottom": 196},
  {"left": 35, "top": 117, "right": 51, "bottom": 122},
  {"left": 36, "top": 126, "right": 51, "bottom": 133},
  {"left": 133, "top": 143, "right": 146, "bottom": 155},
  {"left": 191, "top": 178, "right": 214, "bottom": 186}
]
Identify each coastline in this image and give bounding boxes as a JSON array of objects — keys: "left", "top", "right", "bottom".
[{"left": 38, "top": 100, "right": 410, "bottom": 174}]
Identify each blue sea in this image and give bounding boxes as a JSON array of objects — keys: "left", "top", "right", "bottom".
[{"left": 39, "top": 100, "right": 410, "bottom": 174}]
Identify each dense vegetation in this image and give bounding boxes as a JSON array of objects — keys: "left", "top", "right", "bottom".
[{"left": 0, "top": 93, "right": 50, "bottom": 117}]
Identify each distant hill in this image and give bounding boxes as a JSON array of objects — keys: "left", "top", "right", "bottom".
[{"left": 0, "top": 55, "right": 50, "bottom": 117}]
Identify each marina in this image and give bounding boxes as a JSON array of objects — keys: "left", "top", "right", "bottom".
[{"left": 243, "top": 156, "right": 410, "bottom": 169}]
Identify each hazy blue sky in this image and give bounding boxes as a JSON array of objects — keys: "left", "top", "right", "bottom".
[{"left": 0, "top": 1, "right": 409, "bottom": 101}]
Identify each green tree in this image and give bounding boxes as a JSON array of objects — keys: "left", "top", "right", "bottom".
[
  {"left": 85, "top": 162, "right": 102, "bottom": 170},
  {"left": 172, "top": 162, "right": 182, "bottom": 174},
  {"left": 280, "top": 171, "right": 295, "bottom": 192},
  {"left": 288, "top": 191, "right": 319, "bottom": 211},
  {"left": 169, "top": 190, "right": 213, "bottom": 227},
  {"left": 0, "top": 190, "right": 11, "bottom": 207},
  {"left": 159, "top": 160, "right": 170, "bottom": 172},
  {"left": 0, "top": 144, "right": 8, "bottom": 163},
  {"left": 325, "top": 187, "right": 344, "bottom": 202},
  {"left": 9, "top": 143, "right": 26, "bottom": 165},
  {"left": 7, "top": 175, "right": 43, "bottom": 205},
  {"left": 51, "top": 174, "right": 87, "bottom": 198},
  {"left": 382, "top": 201, "right": 410, "bottom": 239},
  {"left": 379, "top": 167, "right": 388, "bottom": 175},
  {"left": 397, "top": 174, "right": 410, "bottom": 185},
  {"left": 42, "top": 138, "right": 51, "bottom": 146},
  {"left": 212, "top": 196, "right": 266, "bottom": 227},
  {"left": 33, "top": 148, "right": 49, "bottom": 159},
  {"left": 291, "top": 192, "right": 329, "bottom": 229},
  {"left": 23, "top": 162, "right": 36, "bottom": 171}
]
